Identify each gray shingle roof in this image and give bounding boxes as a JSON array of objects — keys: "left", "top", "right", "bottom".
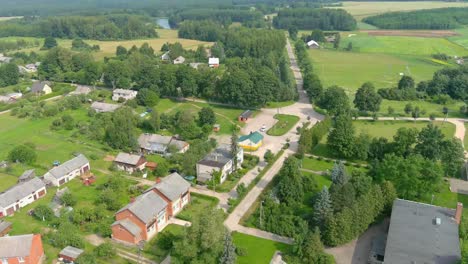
[
  {"left": 46, "top": 154, "right": 89, "bottom": 180},
  {"left": 0, "top": 234, "right": 34, "bottom": 258},
  {"left": 0, "top": 220, "right": 12, "bottom": 234},
  {"left": 384, "top": 199, "right": 461, "bottom": 264},
  {"left": 198, "top": 144, "right": 233, "bottom": 168},
  {"left": 18, "top": 169, "right": 35, "bottom": 182},
  {"left": 112, "top": 219, "right": 142, "bottom": 237},
  {"left": 138, "top": 134, "right": 188, "bottom": 153},
  {"left": 0, "top": 178, "right": 45, "bottom": 208},
  {"left": 30, "top": 81, "right": 50, "bottom": 93},
  {"left": 148, "top": 173, "right": 190, "bottom": 201},
  {"left": 114, "top": 153, "right": 144, "bottom": 166},
  {"left": 117, "top": 191, "right": 167, "bottom": 224},
  {"left": 59, "top": 246, "right": 84, "bottom": 259}
]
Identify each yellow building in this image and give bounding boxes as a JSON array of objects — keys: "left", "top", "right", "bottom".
[{"left": 238, "top": 132, "right": 264, "bottom": 151}]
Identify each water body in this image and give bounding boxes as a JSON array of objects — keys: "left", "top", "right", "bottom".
[{"left": 156, "top": 18, "right": 171, "bottom": 29}]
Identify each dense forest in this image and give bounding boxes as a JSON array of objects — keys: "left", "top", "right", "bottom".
[
  {"left": 169, "top": 8, "right": 265, "bottom": 28},
  {"left": 0, "top": 15, "right": 157, "bottom": 40},
  {"left": 273, "top": 8, "right": 356, "bottom": 30},
  {"left": 363, "top": 7, "right": 468, "bottom": 29}
]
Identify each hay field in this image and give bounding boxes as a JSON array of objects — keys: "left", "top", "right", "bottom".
[{"left": 329, "top": 1, "right": 468, "bottom": 21}]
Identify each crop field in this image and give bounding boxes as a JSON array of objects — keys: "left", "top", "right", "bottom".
[
  {"left": 339, "top": 32, "right": 468, "bottom": 56},
  {"left": 2, "top": 29, "right": 211, "bottom": 60},
  {"left": 449, "top": 27, "right": 468, "bottom": 49},
  {"left": 329, "top": 1, "right": 468, "bottom": 21},
  {"left": 309, "top": 49, "right": 441, "bottom": 93}
]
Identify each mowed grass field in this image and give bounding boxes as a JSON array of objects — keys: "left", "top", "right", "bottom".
[
  {"left": 353, "top": 120, "right": 456, "bottom": 139},
  {"left": 449, "top": 27, "right": 468, "bottom": 49},
  {"left": 2, "top": 29, "right": 211, "bottom": 60},
  {"left": 232, "top": 232, "right": 292, "bottom": 264},
  {"left": 329, "top": 1, "right": 468, "bottom": 21},
  {"left": 309, "top": 49, "right": 442, "bottom": 93}
]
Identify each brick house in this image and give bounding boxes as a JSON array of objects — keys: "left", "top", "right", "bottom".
[
  {"left": 44, "top": 154, "right": 90, "bottom": 186},
  {"left": 111, "top": 173, "right": 190, "bottom": 245},
  {"left": 0, "top": 178, "right": 46, "bottom": 218},
  {"left": 113, "top": 153, "right": 147, "bottom": 174},
  {"left": 0, "top": 234, "right": 44, "bottom": 264}
]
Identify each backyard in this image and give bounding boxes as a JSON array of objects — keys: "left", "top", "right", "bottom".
[{"left": 232, "top": 232, "right": 292, "bottom": 264}]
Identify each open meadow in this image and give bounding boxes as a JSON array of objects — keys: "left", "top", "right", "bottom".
[
  {"left": 328, "top": 1, "right": 468, "bottom": 21},
  {"left": 1, "top": 29, "right": 212, "bottom": 60}
]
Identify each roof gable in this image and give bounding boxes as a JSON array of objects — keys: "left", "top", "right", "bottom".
[
  {"left": 148, "top": 173, "right": 190, "bottom": 201},
  {"left": 46, "top": 154, "right": 89, "bottom": 179},
  {"left": 117, "top": 191, "right": 167, "bottom": 224},
  {"left": 0, "top": 178, "right": 45, "bottom": 208},
  {"left": 0, "top": 234, "right": 34, "bottom": 258}
]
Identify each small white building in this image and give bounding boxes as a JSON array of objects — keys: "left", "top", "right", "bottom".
[
  {"left": 44, "top": 154, "right": 90, "bottom": 186},
  {"left": 307, "top": 40, "right": 320, "bottom": 49},
  {"left": 161, "top": 52, "right": 170, "bottom": 61},
  {"left": 0, "top": 177, "right": 46, "bottom": 217},
  {"left": 196, "top": 144, "right": 243, "bottom": 184},
  {"left": 208, "top": 57, "right": 220, "bottom": 68},
  {"left": 173, "top": 56, "right": 185, "bottom": 65},
  {"left": 112, "top": 89, "right": 138, "bottom": 101}
]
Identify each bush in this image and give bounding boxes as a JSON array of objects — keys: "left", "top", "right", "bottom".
[
  {"left": 236, "top": 246, "right": 248, "bottom": 256},
  {"left": 33, "top": 204, "right": 54, "bottom": 221},
  {"left": 8, "top": 144, "right": 37, "bottom": 164},
  {"left": 60, "top": 191, "right": 77, "bottom": 206},
  {"left": 94, "top": 243, "right": 116, "bottom": 258}
]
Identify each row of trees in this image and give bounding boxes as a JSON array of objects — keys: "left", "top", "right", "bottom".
[
  {"left": 273, "top": 8, "right": 356, "bottom": 31},
  {"left": 0, "top": 15, "right": 158, "bottom": 40},
  {"left": 363, "top": 7, "right": 468, "bottom": 30},
  {"left": 169, "top": 8, "right": 265, "bottom": 28},
  {"left": 294, "top": 40, "right": 323, "bottom": 101}
]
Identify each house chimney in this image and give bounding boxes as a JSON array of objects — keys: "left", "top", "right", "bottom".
[
  {"left": 456, "top": 202, "right": 463, "bottom": 225},
  {"left": 156, "top": 177, "right": 161, "bottom": 184}
]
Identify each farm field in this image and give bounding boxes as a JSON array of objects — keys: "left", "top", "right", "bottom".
[
  {"left": 309, "top": 49, "right": 442, "bottom": 93},
  {"left": 339, "top": 32, "right": 468, "bottom": 56},
  {"left": 379, "top": 99, "right": 466, "bottom": 118},
  {"left": 3, "top": 29, "right": 211, "bottom": 60},
  {"left": 449, "top": 27, "right": 468, "bottom": 49},
  {"left": 232, "top": 232, "right": 292, "bottom": 264},
  {"left": 328, "top": 1, "right": 468, "bottom": 21}
]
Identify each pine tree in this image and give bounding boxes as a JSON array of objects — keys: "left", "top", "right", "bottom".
[
  {"left": 331, "top": 161, "right": 348, "bottom": 186},
  {"left": 220, "top": 231, "right": 237, "bottom": 264},
  {"left": 313, "top": 186, "right": 333, "bottom": 229},
  {"left": 231, "top": 129, "right": 239, "bottom": 169}
]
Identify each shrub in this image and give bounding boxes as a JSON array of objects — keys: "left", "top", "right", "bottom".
[
  {"left": 33, "top": 205, "right": 54, "bottom": 221},
  {"left": 8, "top": 144, "right": 37, "bottom": 164},
  {"left": 236, "top": 246, "right": 248, "bottom": 256},
  {"left": 94, "top": 243, "right": 116, "bottom": 258}
]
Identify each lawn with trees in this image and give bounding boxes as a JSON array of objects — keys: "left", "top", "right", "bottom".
[{"left": 232, "top": 232, "right": 292, "bottom": 264}]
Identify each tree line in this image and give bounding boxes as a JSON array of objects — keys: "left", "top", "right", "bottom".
[
  {"left": 273, "top": 8, "right": 356, "bottom": 31},
  {"left": 0, "top": 63, "right": 19, "bottom": 87},
  {"left": 0, "top": 14, "right": 158, "bottom": 40},
  {"left": 363, "top": 7, "right": 468, "bottom": 30},
  {"left": 169, "top": 8, "right": 265, "bottom": 28}
]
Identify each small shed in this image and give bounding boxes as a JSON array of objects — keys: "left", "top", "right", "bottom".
[
  {"left": 307, "top": 40, "right": 320, "bottom": 49},
  {"left": 0, "top": 220, "right": 12, "bottom": 237},
  {"left": 213, "top": 124, "right": 221, "bottom": 132},
  {"left": 59, "top": 246, "right": 84, "bottom": 263},
  {"left": 238, "top": 110, "right": 252, "bottom": 122},
  {"left": 146, "top": 161, "right": 158, "bottom": 171}
]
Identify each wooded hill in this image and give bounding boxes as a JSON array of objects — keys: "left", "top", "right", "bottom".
[
  {"left": 273, "top": 8, "right": 356, "bottom": 31},
  {"left": 364, "top": 7, "right": 468, "bottom": 29},
  {"left": 169, "top": 8, "right": 265, "bottom": 28}
]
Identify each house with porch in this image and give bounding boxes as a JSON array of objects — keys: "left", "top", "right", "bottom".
[
  {"left": 0, "top": 177, "right": 46, "bottom": 218},
  {"left": 44, "top": 154, "right": 90, "bottom": 186},
  {"left": 196, "top": 144, "right": 243, "bottom": 184},
  {"left": 114, "top": 152, "right": 147, "bottom": 174},
  {"left": 0, "top": 234, "right": 44, "bottom": 264}
]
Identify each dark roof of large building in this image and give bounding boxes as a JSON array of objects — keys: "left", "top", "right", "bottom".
[
  {"left": 0, "top": 234, "right": 35, "bottom": 258},
  {"left": 147, "top": 173, "right": 190, "bottom": 201},
  {"left": 198, "top": 144, "right": 234, "bottom": 168},
  {"left": 384, "top": 199, "right": 461, "bottom": 264}
]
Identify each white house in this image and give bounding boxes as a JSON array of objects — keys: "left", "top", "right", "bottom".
[
  {"left": 0, "top": 177, "right": 46, "bottom": 218},
  {"left": 208, "top": 57, "right": 220, "bottom": 68},
  {"left": 112, "top": 89, "right": 138, "bottom": 101},
  {"left": 44, "top": 154, "right": 90, "bottom": 186},
  {"left": 196, "top": 144, "right": 243, "bottom": 184},
  {"left": 161, "top": 52, "right": 170, "bottom": 61},
  {"left": 173, "top": 56, "right": 185, "bottom": 65},
  {"left": 307, "top": 40, "right": 320, "bottom": 49}
]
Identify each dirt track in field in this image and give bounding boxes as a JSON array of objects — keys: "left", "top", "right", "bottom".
[{"left": 361, "top": 30, "right": 459, "bottom": 38}]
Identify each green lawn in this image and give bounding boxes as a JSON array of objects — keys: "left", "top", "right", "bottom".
[
  {"left": 267, "top": 114, "right": 300, "bottom": 136},
  {"left": 309, "top": 49, "right": 442, "bottom": 93},
  {"left": 339, "top": 32, "right": 468, "bottom": 56},
  {"left": 176, "top": 193, "right": 219, "bottom": 222},
  {"left": 0, "top": 172, "right": 19, "bottom": 192},
  {"left": 448, "top": 27, "right": 468, "bottom": 49},
  {"left": 380, "top": 99, "right": 466, "bottom": 118},
  {"left": 302, "top": 171, "right": 332, "bottom": 190},
  {"left": 265, "top": 101, "right": 295, "bottom": 109},
  {"left": 465, "top": 123, "right": 468, "bottom": 148},
  {"left": 301, "top": 156, "right": 367, "bottom": 173},
  {"left": 232, "top": 232, "right": 292, "bottom": 264},
  {"left": 353, "top": 120, "right": 455, "bottom": 139}
]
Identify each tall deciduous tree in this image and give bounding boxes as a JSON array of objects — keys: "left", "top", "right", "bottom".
[
  {"left": 441, "top": 138, "right": 465, "bottom": 177},
  {"left": 415, "top": 123, "right": 445, "bottom": 160},
  {"left": 353, "top": 82, "right": 382, "bottom": 112},
  {"left": 198, "top": 107, "right": 216, "bottom": 126},
  {"left": 317, "top": 86, "right": 350, "bottom": 116},
  {"left": 42, "top": 37, "right": 57, "bottom": 50},
  {"left": 104, "top": 107, "right": 137, "bottom": 150},
  {"left": 327, "top": 114, "right": 355, "bottom": 158}
]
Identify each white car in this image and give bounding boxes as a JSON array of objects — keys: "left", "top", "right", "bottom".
[{"left": 260, "top": 125, "right": 267, "bottom": 132}]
